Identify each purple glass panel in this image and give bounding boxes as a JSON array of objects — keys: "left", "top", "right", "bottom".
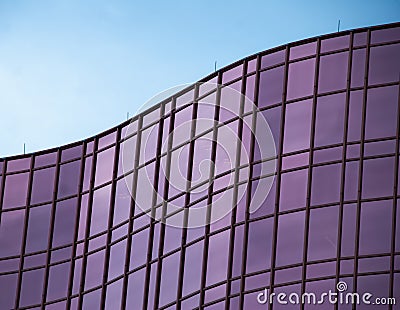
[
  {"left": 108, "top": 239, "right": 126, "bottom": 280},
  {"left": 31, "top": 167, "right": 55, "bottom": 204},
  {"left": 206, "top": 230, "right": 229, "bottom": 286},
  {"left": 126, "top": 269, "right": 145, "bottom": 310},
  {"left": 139, "top": 123, "right": 159, "bottom": 164},
  {"left": 130, "top": 229, "right": 149, "bottom": 269},
  {"left": 362, "top": 157, "right": 394, "bottom": 199},
  {"left": 98, "top": 131, "right": 117, "bottom": 150},
  {"left": 245, "top": 272, "right": 270, "bottom": 290},
  {"left": 95, "top": 147, "right": 115, "bottom": 187},
  {"left": 85, "top": 250, "right": 105, "bottom": 290},
  {"left": 346, "top": 143, "right": 360, "bottom": 159},
  {"left": 260, "top": 49, "right": 285, "bottom": 69},
  {"left": 280, "top": 168, "right": 308, "bottom": 211},
  {"left": 270, "top": 284, "right": 301, "bottom": 310},
  {"left": 287, "top": 59, "right": 315, "bottom": 100},
  {"left": 0, "top": 274, "right": 17, "bottom": 309},
  {"left": 344, "top": 161, "right": 359, "bottom": 201},
  {"left": 364, "top": 139, "right": 396, "bottom": 156},
  {"left": 159, "top": 253, "right": 180, "bottom": 307},
  {"left": 315, "top": 93, "right": 346, "bottom": 147},
  {"left": 7, "top": 157, "right": 30, "bottom": 172},
  {"left": 347, "top": 90, "right": 363, "bottom": 142},
  {"left": 283, "top": 99, "right": 312, "bottom": 153},
  {"left": 258, "top": 66, "right": 284, "bottom": 108},
  {"left": 245, "top": 74, "right": 255, "bottom": 108},
  {"left": 365, "top": 86, "right": 398, "bottom": 139},
  {"left": 341, "top": 204, "right": 357, "bottom": 257},
  {"left": 0, "top": 257, "right": 19, "bottom": 272},
  {"left": 142, "top": 108, "right": 160, "bottom": 128},
  {"left": 61, "top": 144, "right": 82, "bottom": 162},
  {"left": 306, "top": 261, "right": 336, "bottom": 279},
  {"left": 359, "top": 200, "right": 392, "bottom": 255},
  {"left": 58, "top": 160, "right": 81, "bottom": 198},
  {"left": 52, "top": 198, "right": 77, "bottom": 247},
  {"left": 350, "top": 48, "right": 366, "bottom": 87},
  {"left": 371, "top": 27, "right": 400, "bottom": 44},
  {"left": 305, "top": 279, "right": 336, "bottom": 309},
  {"left": 358, "top": 256, "right": 390, "bottom": 273},
  {"left": 20, "top": 268, "right": 44, "bottom": 307},
  {"left": 72, "top": 258, "right": 82, "bottom": 295},
  {"left": 135, "top": 163, "right": 155, "bottom": 212},
  {"left": 3, "top": 172, "right": 29, "bottom": 209},
  {"left": 318, "top": 52, "right": 348, "bottom": 93},
  {"left": 26, "top": 204, "right": 51, "bottom": 253},
  {"left": 353, "top": 32, "right": 367, "bottom": 47},
  {"left": 86, "top": 140, "right": 94, "bottom": 154},
  {"left": 90, "top": 185, "right": 111, "bottom": 236},
  {"left": 34, "top": 151, "right": 57, "bottom": 168},
  {"left": 275, "top": 266, "right": 302, "bottom": 284},
  {"left": 176, "top": 87, "right": 195, "bottom": 108},
  {"left": 321, "top": 35, "right": 350, "bottom": 52},
  {"left": 289, "top": 41, "right": 317, "bottom": 60},
  {"left": 82, "top": 156, "right": 92, "bottom": 192},
  {"left": 82, "top": 288, "right": 101, "bottom": 309},
  {"left": 311, "top": 163, "right": 341, "bottom": 206},
  {"left": 260, "top": 106, "right": 281, "bottom": 153},
  {"left": 313, "top": 146, "right": 342, "bottom": 164},
  {"left": 231, "top": 225, "right": 244, "bottom": 278},
  {"left": 77, "top": 194, "right": 88, "bottom": 241},
  {"left": 276, "top": 211, "right": 305, "bottom": 267},
  {"left": 183, "top": 240, "right": 203, "bottom": 296},
  {"left": 47, "top": 262, "right": 70, "bottom": 301},
  {"left": 173, "top": 105, "right": 193, "bottom": 147},
  {"left": 340, "top": 259, "right": 354, "bottom": 274},
  {"left": 247, "top": 57, "right": 257, "bottom": 73},
  {"left": 222, "top": 64, "right": 243, "bottom": 84},
  {"left": 369, "top": 44, "right": 400, "bottom": 85},
  {"left": 105, "top": 279, "right": 122, "bottom": 310},
  {"left": 220, "top": 85, "right": 241, "bottom": 122},
  {"left": 282, "top": 152, "right": 309, "bottom": 170},
  {"left": 50, "top": 246, "right": 72, "bottom": 263},
  {"left": 113, "top": 178, "right": 131, "bottom": 226},
  {"left": 0, "top": 210, "right": 25, "bottom": 257},
  {"left": 358, "top": 274, "right": 389, "bottom": 304},
  {"left": 246, "top": 217, "right": 273, "bottom": 273},
  {"left": 308, "top": 206, "right": 338, "bottom": 261}
]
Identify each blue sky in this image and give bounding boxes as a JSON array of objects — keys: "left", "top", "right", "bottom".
[{"left": 0, "top": 0, "right": 399, "bottom": 157}]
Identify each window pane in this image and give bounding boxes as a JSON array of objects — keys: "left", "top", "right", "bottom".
[
  {"left": 61, "top": 145, "right": 82, "bottom": 162},
  {"left": 0, "top": 210, "right": 25, "bottom": 257},
  {"left": 82, "top": 288, "right": 101, "bottom": 309},
  {"left": 35, "top": 152, "right": 57, "bottom": 168},
  {"left": 350, "top": 49, "right": 366, "bottom": 88},
  {"left": 26, "top": 204, "right": 52, "bottom": 253},
  {"left": 369, "top": 43, "right": 400, "bottom": 85},
  {"left": 283, "top": 99, "right": 312, "bottom": 153},
  {"left": 47, "top": 262, "right": 70, "bottom": 301},
  {"left": 3, "top": 172, "right": 29, "bottom": 209},
  {"left": 222, "top": 64, "right": 243, "bottom": 84},
  {"left": 90, "top": 185, "right": 111, "bottom": 236},
  {"left": 135, "top": 163, "right": 155, "bottom": 211},
  {"left": 315, "top": 93, "right": 345, "bottom": 147},
  {"left": 183, "top": 240, "right": 203, "bottom": 296},
  {"left": 308, "top": 206, "right": 338, "bottom": 261},
  {"left": 276, "top": 211, "right": 305, "bottom": 267},
  {"left": 113, "top": 177, "right": 131, "bottom": 226},
  {"left": 130, "top": 229, "right": 149, "bottom": 269},
  {"left": 362, "top": 157, "right": 395, "bottom": 199},
  {"left": 258, "top": 66, "right": 284, "bottom": 108},
  {"left": 206, "top": 230, "right": 229, "bottom": 286},
  {"left": 347, "top": 90, "right": 363, "bottom": 142},
  {"left": 85, "top": 250, "right": 105, "bottom": 290},
  {"left": 52, "top": 197, "right": 77, "bottom": 247},
  {"left": 280, "top": 168, "right": 308, "bottom": 212},
  {"left": 359, "top": 200, "right": 392, "bottom": 255},
  {"left": 31, "top": 167, "right": 56, "bottom": 204},
  {"left": 105, "top": 279, "right": 123, "bottom": 310},
  {"left": 365, "top": 86, "right": 398, "bottom": 139},
  {"left": 98, "top": 131, "right": 116, "bottom": 150},
  {"left": 287, "top": 59, "right": 315, "bottom": 100},
  {"left": 344, "top": 161, "right": 359, "bottom": 201},
  {"left": 371, "top": 27, "right": 400, "bottom": 44},
  {"left": 321, "top": 35, "right": 350, "bottom": 52},
  {"left": 260, "top": 49, "right": 285, "bottom": 69},
  {"left": 0, "top": 274, "right": 18, "bottom": 309},
  {"left": 20, "top": 268, "right": 45, "bottom": 307},
  {"left": 95, "top": 147, "right": 115, "bottom": 187},
  {"left": 159, "top": 253, "right": 180, "bottom": 307},
  {"left": 7, "top": 157, "right": 30, "bottom": 172},
  {"left": 289, "top": 41, "right": 316, "bottom": 60},
  {"left": 58, "top": 160, "right": 81, "bottom": 198},
  {"left": 139, "top": 123, "right": 159, "bottom": 164},
  {"left": 311, "top": 163, "right": 341, "bottom": 206},
  {"left": 318, "top": 52, "right": 348, "bottom": 93},
  {"left": 260, "top": 107, "right": 281, "bottom": 153},
  {"left": 126, "top": 269, "right": 145, "bottom": 310},
  {"left": 108, "top": 239, "right": 127, "bottom": 280},
  {"left": 246, "top": 218, "right": 273, "bottom": 273}
]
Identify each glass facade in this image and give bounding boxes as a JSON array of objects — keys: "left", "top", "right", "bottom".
[{"left": 0, "top": 22, "right": 400, "bottom": 309}]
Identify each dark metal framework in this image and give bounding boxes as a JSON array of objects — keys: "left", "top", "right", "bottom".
[{"left": 0, "top": 22, "right": 399, "bottom": 309}]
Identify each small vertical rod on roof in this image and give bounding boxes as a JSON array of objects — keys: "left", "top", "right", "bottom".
[
  {"left": 214, "top": 61, "right": 217, "bottom": 72},
  {"left": 337, "top": 19, "right": 341, "bottom": 32},
  {"left": 23, "top": 143, "right": 26, "bottom": 155},
  {"left": 127, "top": 112, "right": 129, "bottom": 120}
]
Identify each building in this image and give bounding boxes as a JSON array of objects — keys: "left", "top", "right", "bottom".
[{"left": 0, "top": 22, "right": 399, "bottom": 309}]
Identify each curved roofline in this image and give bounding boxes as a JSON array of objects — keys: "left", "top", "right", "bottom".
[{"left": 2, "top": 21, "right": 399, "bottom": 161}]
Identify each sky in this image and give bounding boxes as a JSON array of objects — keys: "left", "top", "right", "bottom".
[{"left": 0, "top": 0, "right": 399, "bottom": 158}]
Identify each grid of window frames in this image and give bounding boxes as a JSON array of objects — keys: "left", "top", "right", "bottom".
[{"left": 0, "top": 22, "right": 399, "bottom": 310}]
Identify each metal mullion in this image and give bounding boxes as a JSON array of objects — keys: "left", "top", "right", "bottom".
[
  {"left": 100, "top": 128, "right": 121, "bottom": 309},
  {"left": 199, "top": 71, "right": 223, "bottom": 308},
  {"left": 175, "top": 87, "right": 199, "bottom": 310},
  {"left": 120, "top": 115, "right": 143, "bottom": 310},
  {"left": 14, "top": 154, "right": 34, "bottom": 309},
  {"left": 268, "top": 45, "right": 290, "bottom": 310},
  {"left": 154, "top": 102, "right": 177, "bottom": 310},
  {"left": 334, "top": 32, "right": 354, "bottom": 310},
  {"left": 142, "top": 105, "right": 165, "bottom": 310},
  {"left": 353, "top": 29, "right": 371, "bottom": 299},
  {"left": 65, "top": 142, "right": 87, "bottom": 309},
  {"left": 300, "top": 38, "right": 321, "bottom": 310},
  {"left": 389, "top": 78, "right": 400, "bottom": 303},
  {"left": 239, "top": 54, "right": 261, "bottom": 309},
  {"left": 225, "top": 60, "right": 247, "bottom": 310},
  {"left": 77, "top": 138, "right": 99, "bottom": 309},
  {"left": 40, "top": 149, "right": 62, "bottom": 307}
]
